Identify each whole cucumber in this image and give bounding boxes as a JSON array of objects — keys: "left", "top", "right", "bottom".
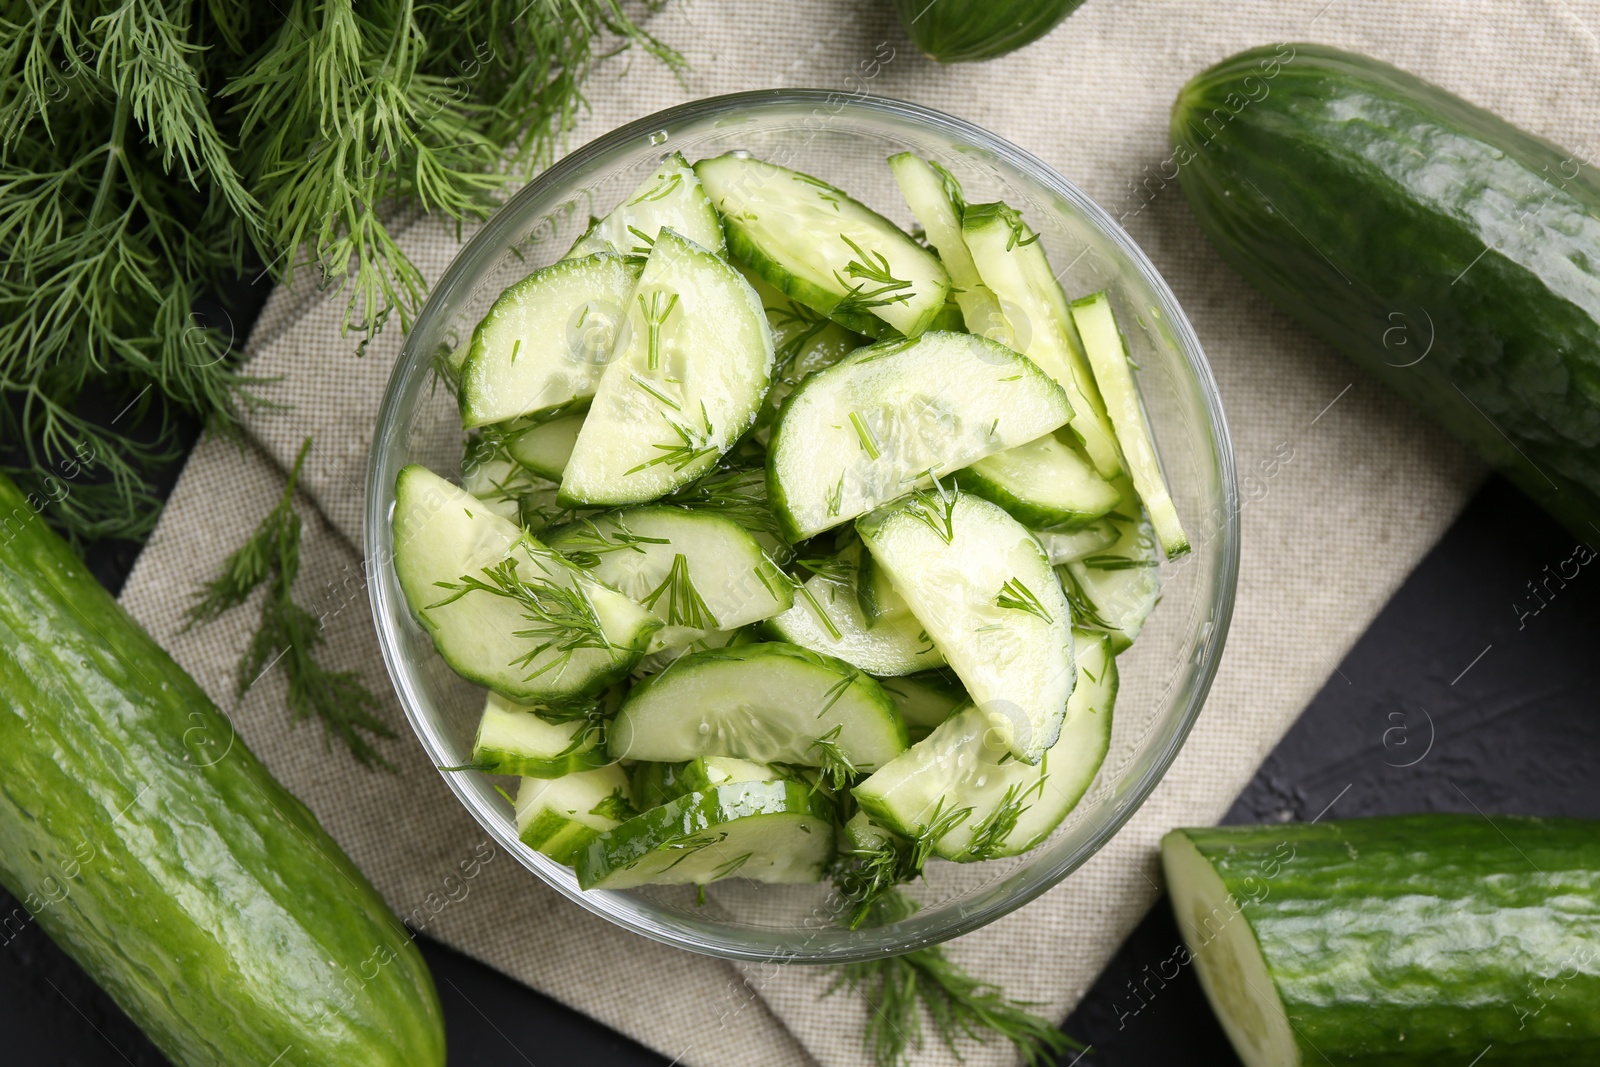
[
  {"left": 1172, "top": 44, "right": 1600, "bottom": 540},
  {"left": 891, "top": 0, "right": 1088, "bottom": 63},
  {"left": 0, "top": 475, "right": 444, "bottom": 1066},
  {"left": 1164, "top": 815, "right": 1600, "bottom": 1066}
]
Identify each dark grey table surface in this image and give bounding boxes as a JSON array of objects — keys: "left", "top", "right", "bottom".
[{"left": 7, "top": 454, "right": 1599, "bottom": 1065}]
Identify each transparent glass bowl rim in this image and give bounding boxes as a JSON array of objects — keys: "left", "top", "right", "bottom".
[{"left": 366, "top": 89, "right": 1241, "bottom": 964}]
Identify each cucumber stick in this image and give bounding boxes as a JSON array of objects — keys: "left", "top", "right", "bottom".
[
  {"left": 515, "top": 764, "right": 633, "bottom": 864},
  {"left": 608, "top": 642, "right": 907, "bottom": 769},
  {"left": 695, "top": 154, "right": 951, "bottom": 337},
  {"left": 858, "top": 490, "right": 1074, "bottom": 762},
  {"left": 561, "top": 229, "right": 774, "bottom": 507},
  {"left": 472, "top": 691, "right": 608, "bottom": 777},
  {"left": 0, "top": 475, "right": 444, "bottom": 1066},
  {"left": 1070, "top": 290, "right": 1187, "bottom": 555},
  {"left": 564, "top": 151, "right": 725, "bottom": 258},
  {"left": 392, "top": 466, "right": 658, "bottom": 702},
  {"left": 963, "top": 201, "right": 1123, "bottom": 477},
  {"left": 1163, "top": 815, "right": 1600, "bottom": 1067},
  {"left": 887, "top": 152, "right": 1010, "bottom": 342},
  {"left": 955, "top": 430, "right": 1122, "bottom": 529},
  {"left": 855, "top": 630, "right": 1114, "bottom": 860},
  {"left": 767, "top": 330, "right": 1074, "bottom": 540}
]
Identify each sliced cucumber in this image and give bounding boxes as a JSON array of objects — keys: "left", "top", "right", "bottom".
[
  {"left": 1070, "top": 290, "right": 1189, "bottom": 557},
  {"left": 887, "top": 153, "right": 1010, "bottom": 343},
  {"left": 694, "top": 154, "right": 950, "bottom": 337},
  {"left": 392, "top": 466, "right": 657, "bottom": 702},
  {"left": 767, "top": 330, "right": 1074, "bottom": 540},
  {"left": 544, "top": 506, "right": 791, "bottom": 652},
  {"left": 631, "top": 626, "right": 748, "bottom": 678},
  {"left": 575, "top": 780, "right": 834, "bottom": 889},
  {"left": 744, "top": 269, "right": 864, "bottom": 444},
  {"left": 507, "top": 412, "right": 584, "bottom": 480},
  {"left": 764, "top": 542, "right": 945, "bottom": 677},
  {"left": 459, "top": 253, "right": 642, "bottom": 428},
  {"left": 461, "top": 434, "right": 554, "bottom": 522},
  {"left": 954, "top": 431, "right": 1122, "bottom": 528},
  {"left": 877, "top": 670, "right": 968, "bottom": 741},
  {"left": 560, "top": 229, "right": 774, "bottom": 507},
  {"left": 607, "top": 642, "right": 907, "bottom": 769},
  {"left": 626, "top": 756, "right": 777, "bottom": 812},
  {"left": 472, "top": 691, "right": 608, "bottom": 777},
  {"left": 857, "top": 489, "right": 1074, "bottom": 762},
  {"left": 1034, "top": 518, "right": 1119, "bottom": 565},
  {"left": 854, "top": 630, "right": 1115, "bottom": 861},
  {"left": 515, "top": 765, "right": 633, "bottom": 865},
  {"left": 564, "top": 152, "right": 725, "bottom": 259},
  {"left": 1059, "top": 502, "right": 1161, "bottom": 653},
  {"left": 629, "top": 761, "right": 688, "bottom": 810},
  {"left": 963, "top": 202, "right": 1123, "bottom": 478}
]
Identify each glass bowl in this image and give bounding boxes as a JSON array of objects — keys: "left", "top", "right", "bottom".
[{"left": 366, "top": 90, "right": 1239, "bottom": 964}]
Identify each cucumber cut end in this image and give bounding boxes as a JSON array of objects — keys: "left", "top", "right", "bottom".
[{"left": 1162, "top": 831, "right": 1299, "bottom": 1067}]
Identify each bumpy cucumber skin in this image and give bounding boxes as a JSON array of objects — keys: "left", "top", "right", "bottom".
[
  {"left": 1174, "top": 44, "right": 1600, "bottom": 541},
  {"left": 893, "top": 0, "right": 1087, "bottom": 62},
  {"left": 0, "top": 477, "right": 444, "bottom": 1067},
  {"left": 1169, "top": 815, "right": 1600, "bottom": 1065}
]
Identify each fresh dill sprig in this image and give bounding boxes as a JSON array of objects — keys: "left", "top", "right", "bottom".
[
  {"left": 639, "top": 552, "right": 719, "bottom": 630},
  {"left": 962, "top": 778, "right": 1046, "bottom": 861},
  {"left": 625, "top": 403, "right": 719, "bottom": 476},
  {"left": 905, "top": 477, "right": 960, "bottom": 545},
  {"left": 187, "top": 438, "right": 395, "bottom": 769},
  {"left": 589, "top": 787, "right": 639, "bottom": 823},
  {"left": 1079, "top": 553, "right": 1160, "bottom": 571},
  {"left": 1056, "top": 565, "right": 1114, "bottom": 630},
  {"left": 994, "top": 577, "right": 1054, "bottom": 623},
  {"left": 831, "top": 800, "right": 970, "bottom": 929},
  {"left": 808, "top": 724, "right": 856, "bottom": 791},
  {"left": 637, "top": 290, "right": 679, "bottom": 371},
  {"left": 551, "top": 517, "right": 670, "bottom": 570},
  {"left": 833, "top": 234, "right": 913, "bottom": 317}
]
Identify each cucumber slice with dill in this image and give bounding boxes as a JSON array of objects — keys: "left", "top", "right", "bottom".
[
  {"left": 695, "top": 154, "right": 950, "bottom": 337},
  {"left": 857, "top": 488, "right": 1074, "bottom": 763},
  {"left": 575, "top": 780, "right": 834, "bottom": 889},
  {"left": 560, "top": 229, "right": 774, "bottom": 507},
  {"left": 887, "top": 152, "right": 1010, "bottom": 341},
  {"left": 507, "top": 412, "right": 585, "bottom": 480},
  {"left": 954, "top": 431, "right": 1123, "bottom": 529},
  {"left": 608, "top": 641, "right": 907, "bottom": 770},
  {"left": 515, "top": 765, "right": 634, "bottom": 865},
  {"left": 471, "top": 691, "right": 609, "bottom": 777},
  {"left": 766, "top": 330, "right": 1074, "bottom": 540},
  {"left": 743, "top": 269, "right": 864, "bottom": 444},
  {"left": 459, "top": 253, "right": 642, "bottom": 428},
  {"left": 1058, "top": 501, "right": 1161, "bottom": 653},
  {"left": 461, "top": 434, "right": 555, "bottom": 522},
  {"left": 1034, "top": 518, "right": 1119, "bottom": 565},
  {"left": 392, "top": 466, "right": 658, "bottom": 703},
  {"left": 1070, "top": 290, "right": 1189, "bottom": 556},
  {"left": 564, "top": 151, "right": 725, "bottom": 258},
  {"left": 963, "top": 201, "right": 1123, "bottom": 478}
]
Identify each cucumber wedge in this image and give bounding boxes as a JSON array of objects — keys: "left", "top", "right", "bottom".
[
  {"left": 854, "top": 630, "right": 1115, "bottom": 860},
  {"left": 695, "top": 154, "right": 950, "bottom": 337},
  {"left": 1034, "top": 518, "right": 1118, "bottom": 565},
  {"left": 955, "top": 431, "right": 1122, "bottom": 528},
  {"left": 575, "top": 780, "right": 834, "bottom": 889},
  {"left": 507, "top": 412, "right": 584, "bottom": 480},
  {"left": 560, "top": 229, "right": 774, "bottom": 507},
  {"left": 887, "top": 153, "right": 1010, "bottom": 343},
  {"left": 471, "top": 691, "right": 609, "bottom": 777},
  {"left": 392, "top": 466, "right": 658, "bottom": 703},
  {"left": 515, "top": 765, "right": 634, "bottom": 865},
  {"left": 1059, "top": 501, "right": 1161, "bottom": 653},
  {"left": 564, "top": 152, "right": 725, "bottom": 258},
  {"left": 857, "top": 489, "right": 1074, "bottom": 762},
  {"left": 608, "top": 642, "right": 907, "bottom": 769},
  {"left": 963, "top": 202, "right": 1123, "bottom": 478},
  {"left": 459, "top": 253, "right": 642, "bottom": 428},
  {"left": 543, "top": 506, "right": 792, "bottom": 651},
  {"left": 767, "top": 331, "right": 1074, "bottom": 540},
  {"left": 1070, "top": 290, "right": 1188, "bottom": 556},
  {"left": 877, "top": 670, "right": 968, "bottom": 742},
  {"left": 765, "top": 542, "right": 945, "bottom": 676}
]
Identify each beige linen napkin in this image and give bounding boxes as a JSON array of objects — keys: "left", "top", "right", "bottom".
[{"left": 120, "top": 2, "right": 1599, "bottom": 1064}]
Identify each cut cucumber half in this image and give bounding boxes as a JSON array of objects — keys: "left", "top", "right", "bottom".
[
  {"left": 854, "top": 630, "right": 1115, "bottom": 861},
  {"left": 887, "top": 153, "right": 1010, "bottom": 343},
  {"left": 695, "top": 154, "right": 950, "bottom": 337},
  {"left": 459, "top": 253, "right": 643, "bottom": 428},
  {"left": 560, "top": 229, "right": 774, "bottom": 507},
  {"left": 507, "top": 413, "right": 585, "bottom": 480},
  {"left": 544, "top": 506, "right": 792, "bottom": 651},
  {"left": 766, "top": 331, "right": 1074, "bottom": 540},
  {"left": 608, "top": 642, "right": 907, "bottom": 769},
  {"left": 877, "top": 670, "right": 968, "bottom": 741},
  {"left": 1034, "top": 518, "right": 1119, "bottom": 565},
  {"left": 392, "top": 466, "right": 658, "bottom": 702},
  {"left": 1070, "top": 290, "right": 1189, "bottom": 557},
  {"left": 744, "top": 269, "right": 864, "bottom": 444},
  {"left": 575, "top": 780, "right": 834, "bottom": 889},
  {"left": 955, "top": 431, "right": 1123, "bottom": 529},
  {"left": 1059, "top": 502, "right": 1161, "bottom": 653},
  {"left": 857, "top": 489, "right": 1074, "bottom": 762},
  {"left": 564, "top": 152, "right": 725, "bottom": 259},
  {"left": 471, "top": 691, "right": 609, "bottom": 777},
  {"left": 963, "top": 202, "right": 1123, "bottom": 478},
  {"left": 764, "top": 542, "right": 945, "bottom": 677},
  {"left": 515, "top": 765, "right": 634, "bottom": 865}
]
